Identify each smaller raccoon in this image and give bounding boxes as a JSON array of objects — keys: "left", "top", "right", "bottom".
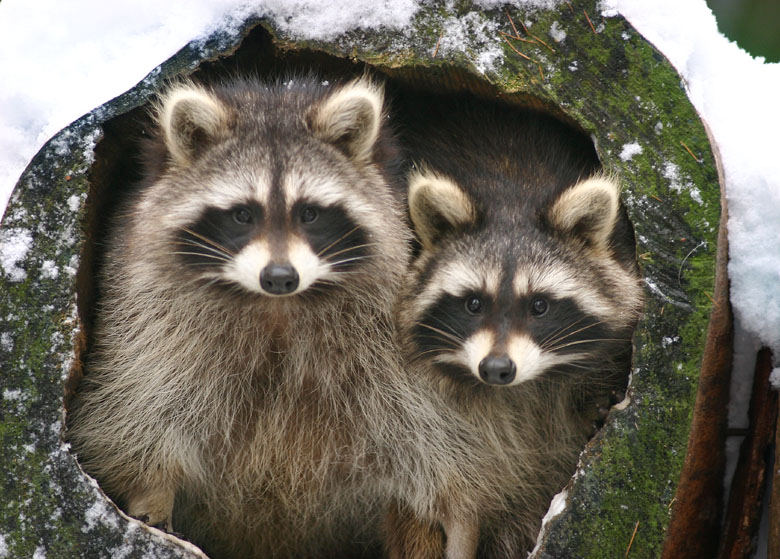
[
  {"left": 386, "top": 95, "right": 644, "bottom": 558},
  {"left": 67, "top": 76, "right": 414, "bottom": 558}
]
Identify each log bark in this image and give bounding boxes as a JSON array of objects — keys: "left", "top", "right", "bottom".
[
  {"left": 660, "top": 127, "right": 733, "bottom": 559},
  {"left": 718, "top": 348, "right": 777, "bottom": 558}
]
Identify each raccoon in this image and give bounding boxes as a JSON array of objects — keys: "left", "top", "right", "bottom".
[
  {"left": 385, "top": 94, "right": 644, "bottom": 558},
  {"left": 66, "top": 76, "right": 414, "bottom": 558}
]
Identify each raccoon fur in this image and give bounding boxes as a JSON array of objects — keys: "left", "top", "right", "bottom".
[
  {"left": 66, "top": 76, "right": 415, "bottom": 558},
  {"left": 385, "top": 94, "right": 644, "bottom": 558}
]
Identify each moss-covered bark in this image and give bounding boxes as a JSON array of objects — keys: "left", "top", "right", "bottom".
[{"left": 0, "top": 1, "right": 719, "bottom": 556}]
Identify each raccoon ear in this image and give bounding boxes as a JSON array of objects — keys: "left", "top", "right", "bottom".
[
  {"left": 548, "top": 175, "right": 621, "bottom": 251},
  {"left": 158, "top": 84, "right": 232, "bottom": 165},
  {"left": 308, "top": 78, "right": 383, "bottom": 163},
  {"left": 409, "top": 170, "right": 477, "bottom": 250}
]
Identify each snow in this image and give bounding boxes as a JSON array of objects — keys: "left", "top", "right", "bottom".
[
  {"left": 436, "top": 11, "right": 503, "bottom": 74},
  {"left": 2, "top": 389, "right": 21, "bottom": 401},
  {"left": 769, "top": 368, "right": 780, "bottom": 390},
  {"left": 83, "top": 498, "right": 120, "bottom": 533},
  {"left": 0, "top": 333, "right": 12, "bottom": 353},
  {"left": 662, "top": 161, "right": 703, "bottom": 205},
  {"left": 0, "top": 228, "right": 33, "bottom": 281},
  {"left": 529, "top": 488, "right": 568, "bottom": 555},
  {"left": 619, "top": 142, "right": 643, "bottom": 161},
  {"left": 475, "top": 0, "right": 562, "bottom": 9},
  {"left": 549, "top": 21, "right": 567, "bottom": 42},
  {"left": 40, "top": 260, "right": 59, "bottom": 281}
]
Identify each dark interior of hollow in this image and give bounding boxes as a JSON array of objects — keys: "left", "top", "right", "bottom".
[{"left": 67, "top": 22, "right": 601, "bottom": 408}]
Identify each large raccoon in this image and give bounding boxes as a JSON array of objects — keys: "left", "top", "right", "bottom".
[
  {"left": 67, "top": 77, "right": 414, "bottom": 558},
  {"left": 385, "top": 94, "right": 644, "bottom": 558}
]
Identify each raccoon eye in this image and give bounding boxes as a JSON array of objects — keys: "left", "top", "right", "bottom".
[
  {"left": 300, "top": 206, "right": 319, "bottom": 224},
  {"left": 465, "top": 295, "right": 483, "bottom": 315},
  {"left": 531, "top": 297, "right": 549, "bottom": 317},
  {"left": 232, "top": 207, "right": 252, "bottom": 225}
]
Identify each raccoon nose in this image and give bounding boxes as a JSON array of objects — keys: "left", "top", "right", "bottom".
[
  {"left": 478, "top": 355, "right": 516, "bottom": 385},
  {"left": 260, "top": 264, "right": 299, "bottom": 295}
]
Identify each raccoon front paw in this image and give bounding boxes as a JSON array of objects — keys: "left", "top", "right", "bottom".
[{"left": 127, "top": 488, "right": 175, "bottom": 532}]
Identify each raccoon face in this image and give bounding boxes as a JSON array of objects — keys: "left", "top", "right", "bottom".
[
  {"left": 410, "top": 251, "right": 627, "bottom": 386},
  {"left": 152, "top": 78, "right": 390, "bottom": 298},
  {"left": 175, "top": 197, "right": 371, "bottom": 297},
  {"left": 406, "top": 172, "right": 640, "bottom": 386}
]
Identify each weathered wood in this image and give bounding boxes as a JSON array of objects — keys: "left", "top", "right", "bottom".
[
  {"left": 718, "top": 348, "right": 777, "bottom": 558},
  {"left": 660, "top": 132, "right": 733, "bottom": 558},
  {"left": 770, "top": 395, "right": 780, "bottom": 559}
]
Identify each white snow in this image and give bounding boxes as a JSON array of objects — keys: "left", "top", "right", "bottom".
[
  {"left": 770, "top": 368, "right": 780, "bottom": 390},
  {"left": 661, "top": 160, "right": 703, "bottom": 205},
  {"left": 530, "top": 488, "right": 568, "bottom": 555},
  {"left": 619, "top": 142, "right": 643, "bottom": 161},
  {"left": 437, "top": 11, "right": 503, "bottom": 74},
  {"left": 0, "top": 228, "right": 33, "bottom": 281},
  {"left": 2, "top": 389, "right": 21, "bottom": 401},
  {"left": 549, "top": 20, "right": 567, "bottom": 42},
  {"left": 82, "top": 498, "right": 120, "bottom": 533},
  {"left": 40, "top": 260, "right": 59, "bottom": 281},
  {"left": 728, "top": 318, "right": 762, "bottom": 427},
  {"left": 0, "top": 332, "right": 12, "bottom": 352},
  {"left": 0, "top": 534, "right": 7, "bottom": 558},
  {"left": 475, "top": 0, "right": 562, "bottom": 10},
  {"left": 67, "top": 194, "right": 83, "bottom": 213},
  {"left": 661, "top": 335, "right": 681, "bottom": 348}
]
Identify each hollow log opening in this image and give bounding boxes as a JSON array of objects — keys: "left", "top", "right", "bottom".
[{"left": 65, "top": 19, "right": 640, "bottom": 558}]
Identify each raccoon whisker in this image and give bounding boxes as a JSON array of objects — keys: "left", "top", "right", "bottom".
[
  {"left": 547, "top": 338, "right": 630, "bottom": 352},
  {"left": 323, "top": 271, "right": 365, "bottom": 278},
  {"left": 416, "top": 323, "right": 464, "bottom": 344},
  {"left": 541, "top": 321, "right": 606, "bottom": 350},
  {"left": 175, "top": 237, "right": 233, "bottom": 260},
  {"left": 171, "top": 251, "right": 231, "bottom": 263},
  {"left": 316, "top": 225, "right": 362, "bottom": 257},
  {"left": 415, "top": 331, "right": 462, "bottom": 348},
  {"left": 328, "top": 255, "right": 376, "bottom": 268},
  {"left": 323, "top": 242, "right": 379, "bottom": 261},
  {"left": 538, "top": 316, "right": 589, "bottom": 347},
  {"left": 540, "top": 316, "right": 601, "bottom": 347},
  {"left": 416, "top": 339, "right": 461, "bottom": 353},
  {"left": 179, "top": 226, "right": 236, "bottom": 257},
  {"left": 312, "top": 278, "right": 341, "bottom": 286},
  {"left": 412, "top": 348, "right": 456, "bottom": 360},
  {"left": 426, "top": 314, "right": 465, "bottom": 340}
]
